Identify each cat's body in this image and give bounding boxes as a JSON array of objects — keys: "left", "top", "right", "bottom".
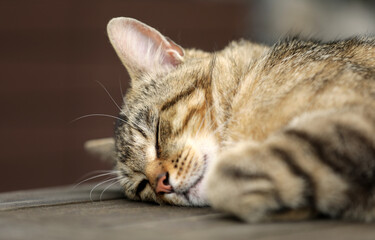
[
  {"left": 87, "top": 17, "right": 375, "bottom": 222},
  {"left": 206, "top": 38, "right": 375, "bottom": 222}
]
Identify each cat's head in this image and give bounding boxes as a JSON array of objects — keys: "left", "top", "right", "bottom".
[{"left": 87, "top": 18, "right": 219, "bottom": 206}]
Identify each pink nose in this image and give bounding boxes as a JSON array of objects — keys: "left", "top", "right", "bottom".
[{"left": 156, "top": 172, "right": 173, "bottom": 194}]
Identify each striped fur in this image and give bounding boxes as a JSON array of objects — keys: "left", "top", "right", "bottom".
[{"left": 106, "top": 18, "right": 375, "bottom": 222}]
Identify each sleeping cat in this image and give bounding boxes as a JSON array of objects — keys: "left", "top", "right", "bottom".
[{"left": 86, "top": 17, "right": 375, "bottom": 222}]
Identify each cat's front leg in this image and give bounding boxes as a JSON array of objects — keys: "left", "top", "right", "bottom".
[
  {"left": 207, "top": 105, "right": 375, "bottom": 222},
  {"left": 206, "top": 141, "right": 316, "bottom": 222}
]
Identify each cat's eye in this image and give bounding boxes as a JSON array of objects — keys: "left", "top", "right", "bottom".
[
  {"left": 155, "top": 117, "right": 161, "bottom": 158},
  {"left": 136, "top": 179, "right": 149, "bottom": 195}
]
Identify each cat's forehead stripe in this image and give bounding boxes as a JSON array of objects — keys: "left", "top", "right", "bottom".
[
  {"left": 173, "top": 105, "right": 206, "bottom": 137},
  {"left": 161, "top": 86, "right": 196, "bottom": 111}
]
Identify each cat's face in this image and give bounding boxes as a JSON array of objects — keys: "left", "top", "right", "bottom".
[{"left": 107, "top": 18, "right": 219, "bottom": 206}]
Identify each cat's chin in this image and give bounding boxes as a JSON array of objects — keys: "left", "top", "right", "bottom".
[
  {"left": 162, "top": 172, "right": 210, "bottom": 207},
  {"left": 168, "top": 185, "right": 209, "bottom": 207},
  {"left": 183, "top": 175, "right": 209, "bottom": 206}
]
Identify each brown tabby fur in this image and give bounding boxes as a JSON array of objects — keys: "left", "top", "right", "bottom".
[{"left": 89, "top": 17, "right": 375, "bottom": 222}]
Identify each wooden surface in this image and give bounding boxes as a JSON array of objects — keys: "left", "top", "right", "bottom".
[{"left": 1, "top": 185, "right": 375, "bottom": 240}]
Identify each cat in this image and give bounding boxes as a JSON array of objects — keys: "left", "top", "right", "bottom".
[{"left": 85, "top": 17, "right": 375, "bottom": 222}]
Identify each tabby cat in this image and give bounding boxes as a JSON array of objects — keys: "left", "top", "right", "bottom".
[{"left": 86, "top": 17, "right": 375, "bottom": 222}]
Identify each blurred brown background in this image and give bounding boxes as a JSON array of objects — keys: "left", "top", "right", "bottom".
[
  {"left": 1, "top": 0, "right": 375, "bottom": 193},
  {"left": 0, "top": 0, "right": 250, "bottom": 192}
]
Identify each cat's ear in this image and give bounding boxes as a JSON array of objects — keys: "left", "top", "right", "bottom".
[
  {"left": 84, "top": 138, "right": 116, "bottom": 162},
  {"left": 107, "top": 17, "right": 184, "bottom": 79}
]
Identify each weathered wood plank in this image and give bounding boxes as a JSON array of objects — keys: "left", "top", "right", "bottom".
[
  {"left": 0, "top": 184, "right": 123, "bottom": 210},
  {"left": 0, "top": 185, "right": 374, "bottom": 240}
]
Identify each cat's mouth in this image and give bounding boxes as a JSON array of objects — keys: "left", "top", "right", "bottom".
[
  {"left": 182, "top": 173, "right": 204, "bottom": 201},
  {"left": 160, "top": 154, "right": 210, "bottom": 206}
]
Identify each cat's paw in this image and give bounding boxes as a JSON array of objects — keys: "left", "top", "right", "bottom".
[
  {"left": 205, "top": 142, "right": 277, "bottom": 222},
  {"left": 206, "top": 141, "right": 311, "bottom": 222}
]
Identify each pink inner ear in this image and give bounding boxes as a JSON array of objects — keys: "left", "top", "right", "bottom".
[
  {"left": 107, "top": 17, "right": 185, "bottom": 75},
  {"left": 166, "top": 37, "right": 184, "bottom": 57},
  {"left": 128, "top": 20, "right": 184, "bottom": 67},
  {"left": 165, "top": 37, "right": 185, "bottom": 66}
]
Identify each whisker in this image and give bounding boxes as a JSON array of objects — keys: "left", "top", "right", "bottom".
[
  {"left": 206, "top": 112, "right": 218, "bottom": 132},
  {"left": 211, "top": 116, "right": 238, "bottom": 136},
  {"left": 96, "top": 80, "right": 125, "bottom": 115},
  {"left": 89, "top": 177, "right": 121, "bottom": 202},
  {"left": 119, "top": 78, "right": 125, "bottom": 102},
  {"left": 194, "top": 103, "right": 215, "bottom": 139},
  {"left": 75, "top": 170, "right": 119, "bottom": 184},
  {"left": 115, "top": 96, "right": 148, "bottom": 131},
  {"left": 69, "top": 113, "right": 127, "bottom": 124},
  {"left": 193, "top": 105, "right": 210, "bottom": 139},
  {"left": 73, "top": 171, "right": 120, "bottom": 189},
  {"left": 99, "top": 178, "right": 123, "bottom": 201},
  {"left": 73, "top": 80, "right": 143, "bottom": 129}
]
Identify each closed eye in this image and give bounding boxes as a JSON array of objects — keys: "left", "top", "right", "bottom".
[
  {"left": 136, "top": 179, "right": 149, "bottom": 196},
  {"left": 156, "top": 117, "right": 161, "bottom": 158}
]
